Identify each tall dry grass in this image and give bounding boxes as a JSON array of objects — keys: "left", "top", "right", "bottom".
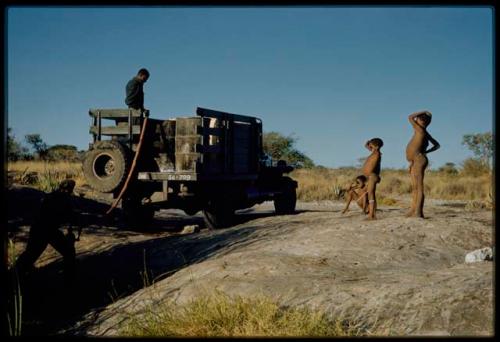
[
  {"left": 122, "top": 291, "right": 356, "bottom": 337},
  {"left": 8, "top": 161, "right": 85, "bottom": 192},
  {"left": 291, "top": 167, "right": 493, "bottom": 203},
  {"left": 7, "top": 161, "right": 493, "bottom": 205},
  {"left": 7, "top": 239, "right": 23, "bottom": 336}
]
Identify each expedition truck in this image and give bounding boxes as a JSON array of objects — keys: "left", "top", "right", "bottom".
[{"left": 82, "top": 107, "right": 297, "bottom": 229}]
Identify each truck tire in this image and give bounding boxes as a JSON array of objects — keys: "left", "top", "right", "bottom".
[
  {"left": 203, "top": 199, "right": 234, "bottom": 229},
  {"left": 274, "top": 177, "right": 297, "bottom": 215},
  {"left": 122, "top": 197, "right": 155, "bottom": 229},
  {"left": 184, "top": 208, "right": 200, "bottom": 216},
  {"left": 83, "top": 141, "right": 130, "bottom": 193}
]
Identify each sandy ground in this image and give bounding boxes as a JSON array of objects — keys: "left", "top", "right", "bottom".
[{"left": 7, "top": 185, "right": 494, "bottom": 336}]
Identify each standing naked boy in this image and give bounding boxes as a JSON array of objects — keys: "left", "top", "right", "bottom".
[
  {"left": 362, "top": 138, "right": 384, "bottom": 220},
  {"left": 406, "top": 110, "right": 440, "bottom": 218}
]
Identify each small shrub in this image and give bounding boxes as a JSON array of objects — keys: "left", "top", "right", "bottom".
[
  {"left": 37, "top": 169, "right": 61, "bottom": 192},
  {"left": 122, "top": 291, "right": 356, "bottom": 337}
]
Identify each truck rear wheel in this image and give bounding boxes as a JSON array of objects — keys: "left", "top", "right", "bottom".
[
  {"left": 203, "top": 199, "right": 234, "bottom": 229},
  {"left": 83, "top": 141, "right": 130, "bottom": 193},
  {"left": 274, "top": 177, "right": 297, "bottom": 215}
]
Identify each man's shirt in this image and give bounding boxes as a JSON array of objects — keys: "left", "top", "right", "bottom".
[{"left": 125, "top": 77, "right": 144, "bottom": 109}]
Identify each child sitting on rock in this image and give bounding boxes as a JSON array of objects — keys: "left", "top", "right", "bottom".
[{"left": 342, "top": 175, "right": 368, "bottom": 214}]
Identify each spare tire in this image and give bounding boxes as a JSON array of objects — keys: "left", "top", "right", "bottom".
[{"left": 83, "top": 141, "right": 130, "bottom": 193}]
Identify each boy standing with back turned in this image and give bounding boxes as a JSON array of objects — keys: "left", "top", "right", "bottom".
[{"left": 362, "top": 138, "right": 384, "bottom": 220}]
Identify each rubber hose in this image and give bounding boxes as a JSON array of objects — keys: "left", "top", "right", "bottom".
[{"left": 106, "top": 116, "right": 149, "bottom": 215}]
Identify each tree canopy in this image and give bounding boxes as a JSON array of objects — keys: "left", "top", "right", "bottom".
[
  {"left": 7, "top": 128, "right": 29, "bottom": 161},
  {"left": 25, "top": 134, "right": 49, "bottom": 160},
  {"left": 47, "top": 144, "right": 79, "bottom": 161},
  {"left": 462, "top": 132, "right": 493, "bottom": 166},
  {"left": 263, "top": 132, "right": 314, "bottom": 168}
]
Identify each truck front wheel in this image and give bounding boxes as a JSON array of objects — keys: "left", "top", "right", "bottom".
[
  {"left": 274, "top": 177, "right": 297, "bottom": 215},
  {"left": 203, "top": 199, "right": 234, "bottom": 229}
]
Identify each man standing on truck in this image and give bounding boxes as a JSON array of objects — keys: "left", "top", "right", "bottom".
[{"left": 125, "top": 68, "right": 150, "bottom": 111}]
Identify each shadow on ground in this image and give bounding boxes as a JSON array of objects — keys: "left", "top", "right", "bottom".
[
  {"left": 7, "top": 185, "right": 295, "bottom": 335},
  {"left": 17, "top": 223, "right": 276, "bottom": 335}
]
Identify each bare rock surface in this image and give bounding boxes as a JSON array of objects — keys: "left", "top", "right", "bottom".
[
  {"left": 8, "top": 186, "right": 493, "bottom": 336},
  {"left": 75, "top": 202, "right": 492, "bottom": 336}
]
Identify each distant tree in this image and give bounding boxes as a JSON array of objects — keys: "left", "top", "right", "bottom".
[
  {"left": 25, "top": 134, "right": 49, "bottom": 160},
  {"left": 263, "top": 132, "right": 315, "bottom": 169},
  {"left": 7, "top": 128, "right": 29, "bottom": 161},
  {"left": 438, "top": 162, "right": 458, "bottom": 175},
  {"left": 314, "top": 165, "right": 328, "bottom": 170},
  {"left": 263, "top": 132, "right": 292, "bottom": 160},
  {"left": 47, "top": 144, "right": 79, "bottom": 161},
  {"left": 284, "top": 149, "right": 315, "bottom": 169},
  {"left": 462, "top": 132, "right": 493, "bottom": 167}
]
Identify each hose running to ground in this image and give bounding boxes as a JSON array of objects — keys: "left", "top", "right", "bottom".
[{"left": 106, "top": 116, "right": 149, "bottom": 215}]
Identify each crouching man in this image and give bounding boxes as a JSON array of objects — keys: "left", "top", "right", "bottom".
[{"left": 14, "top": 179, "right": 78, "bottom": 284}]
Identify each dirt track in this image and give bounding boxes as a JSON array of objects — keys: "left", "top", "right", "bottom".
[{"left": 7, "top": 185, "right": 494, "bottom": 336}]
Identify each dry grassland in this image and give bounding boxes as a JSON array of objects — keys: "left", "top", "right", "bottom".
[
  {"left": 291, "top": 167, "right": 492, "bottom": 205},
  {"left": 8, "top": 161, "right": 492, "bottom": 206}
]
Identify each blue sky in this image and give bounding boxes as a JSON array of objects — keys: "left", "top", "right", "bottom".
[{"left": 7, "top": 7, "right": 493, "bottom": 168}]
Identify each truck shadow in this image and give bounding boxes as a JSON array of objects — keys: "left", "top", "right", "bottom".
[
  {"left": 8, "top": 185, "right": 306, "bottom": 336},
  {"left": 125, "top": 208, "right": 280, "bottom": 234},
  {"left": 8, "top": 185, "right": 299, "bottom": 235},
  {"left": 18, "top": 222, "right": 283, "bottom": 335}
]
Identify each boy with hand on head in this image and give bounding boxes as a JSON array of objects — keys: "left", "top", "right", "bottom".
[{"left": 406, "top": 110, "right": 440, "bottom": 218}]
